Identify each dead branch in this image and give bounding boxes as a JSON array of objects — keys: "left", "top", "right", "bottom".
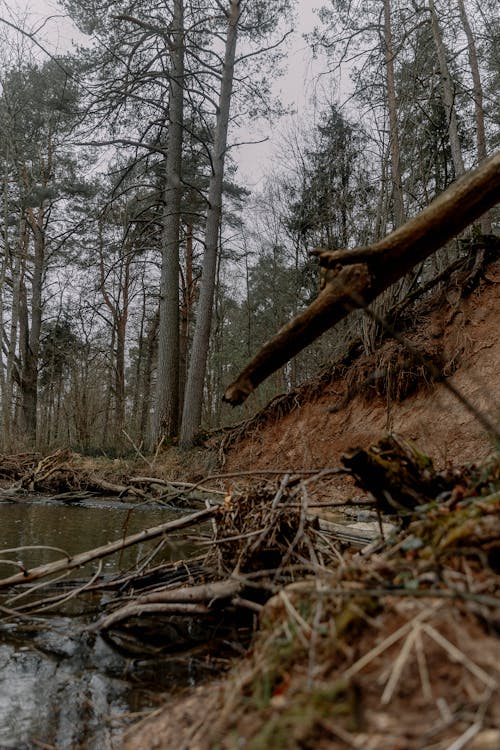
[
  {"left": 21, "top": 448, "right": 71, "bottom": 491},
  {"left": 224, "top": 152, "right": 500, "bottom": 405},
  {"left": 97, "top": 602, "right": 211, "bottom": 631},
  {"left": 0, "top": 507, "right": 217, "bottom": 590},
  {"left": 96, "top": 579, "right": 243, "bottom": 631},
  {"left": 87, "top": 475, "right": 148, "bottom": 498}
]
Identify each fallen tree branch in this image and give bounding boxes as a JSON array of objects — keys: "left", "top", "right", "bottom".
[
  {"left": 0, "top": 507, "right": 217, "bottom": 590},
  {"left": 224, "top": 152, "right": 500, "bottom": 405},
  {"left": 95, "top": 579, "right": 243, "bottom": 631}
]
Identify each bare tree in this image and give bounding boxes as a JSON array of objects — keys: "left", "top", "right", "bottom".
[
  {"left": 150, "top": 0, "right": 185, "bottom": 445},
  {"left": 456, "top": 0, "right": 491, "bottom": 232},
  {"left": 179, "top": 0, "right": 242, "bottom": 447},
  {"left": 428, "top": 0, "right": 465, "bottom": 178}
]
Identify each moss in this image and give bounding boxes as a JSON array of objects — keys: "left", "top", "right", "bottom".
[{"left": 246, "top": 680, "right": 356, "bottom": 750}]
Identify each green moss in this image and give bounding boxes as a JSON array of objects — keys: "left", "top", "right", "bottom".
[{"left": 246, "top": 680, "right": 356, "bottom": 750}]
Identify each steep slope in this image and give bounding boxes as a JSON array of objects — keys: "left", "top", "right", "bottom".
[{"left": 223, "top": 259, "right": 499, "bottom": 482}]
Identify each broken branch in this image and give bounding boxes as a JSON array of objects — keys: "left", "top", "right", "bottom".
[{"left": 224, "top": 152, "right": 500, "bottom": 405}]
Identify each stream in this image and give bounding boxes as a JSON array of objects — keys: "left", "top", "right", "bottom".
[{"left": 0, "top": 497, "right": 206, "bottom": 750}]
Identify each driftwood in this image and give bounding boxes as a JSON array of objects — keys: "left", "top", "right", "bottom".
[
  {"left": 96, "top": 579, "right": 244, "bottom": 631},
  {"left": 342, "top": 434, "right": 452, "bottom": 513},
  {"left": 0, "top": 507, "right": 217, "bottom": 589},
  {"left": 224, "top": 152, "right": 500, "bottom": 405}
]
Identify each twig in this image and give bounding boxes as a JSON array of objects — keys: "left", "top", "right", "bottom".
[
  {"left": 279, "top": 590, "right": 312, "bottom": 647},
  {"left": 415, "top": 628, "right": 433, "bottom": 701},
  {"left": 343, "top": 608, "right": 435, "bottom": 680},
  {"left": 23, "top": 561, "right": 104, "bottom": 614},
  {"left": 121, "top": 429, "right": 149, "bottom": 464},
  {"left": 445, "top": 722, "right": 482, "bottom": 750},
  {"left": 6, "top": 570, "right": 71, "bottom": 606},
  {"left": 421, "top": 623, "right": 497, "bottom": 689},
  {"left": 381, "top": 624, "right": 420, "bottom": 704}
]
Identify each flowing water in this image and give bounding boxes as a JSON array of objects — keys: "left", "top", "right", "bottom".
[{"left": 0, "top": 497, "right": 206, "bottom": 749}]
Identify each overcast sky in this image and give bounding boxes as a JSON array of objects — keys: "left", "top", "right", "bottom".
[{"left": 1, "top": 1, "right": 332, "bottom": 185}]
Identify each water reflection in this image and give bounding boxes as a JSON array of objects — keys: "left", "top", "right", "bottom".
[{"left": 0, "top": 498, "right": 189, "bottom": 575}]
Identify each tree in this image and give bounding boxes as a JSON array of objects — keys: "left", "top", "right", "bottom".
[
  {"left": 179, "top": 0, "right": 294, "bottom": 446},
  {"left": 427, "top": 0, "right": 465, "bottom": 179},
  {"left": 456, "top": 0, "right": 490, "bottom": 232},
  {"left": 151, "top": 0, "right": 185, "bottom": 444},
  {"left": 179, "top": 0, "right": 242, "bottom": 447},
  {"left": 0, "top": 57, "right": 82, "bottom": 446}
]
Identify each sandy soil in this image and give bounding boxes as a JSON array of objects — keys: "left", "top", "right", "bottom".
[{"left": 224, "top": 266, "right": 499, "bottom": 482}]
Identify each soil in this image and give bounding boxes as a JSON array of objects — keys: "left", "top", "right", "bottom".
[{"left": 222, "top": 264, "right": 500, "bottom": 491}]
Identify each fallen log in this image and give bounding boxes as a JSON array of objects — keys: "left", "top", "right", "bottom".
[
  {"left": 224, "top": 152, "right": 500, "bottom": 405},
  {"left": 0, "top": 507, "right": 217, "bottom": 589},
  {"left": 96, "top": 579, "right": 243, "bottom": 631}
]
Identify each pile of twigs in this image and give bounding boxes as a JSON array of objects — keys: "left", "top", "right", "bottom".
[
  {"left": 0, "top": 451, "right": 41, "bottom": 481},
  {"left": 0, "top": 447, "right": 226, "bottom": 505}
]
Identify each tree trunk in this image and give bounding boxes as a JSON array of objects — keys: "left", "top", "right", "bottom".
[
  {"left": 428, "top": 0, "right": 465, "bottom": 179},
  {"left": 179, "top": 221, "right": 194, "bottom": 413},
  {"left": 140, "top": 311, "right": 159, "bottom": 441},
  {"left": 224, "top": 153, "right": 500, "bottom": 405},
  {"left": 456, "top": 0, "right": 490, "bottom": 232},
  {"left": 180, "top": 0, "right": 241, "bottom": 447},
  {"left": 20, "top": 207, "right": 45, "bottom": 446},
  {"left": 0, "top": 171, "right": 12, "bottom": 447},
  {"left": 151, "top": 0, "right": 185, "bottom": 446},
  {"left": 383, "top": 0, "right": 405, "bottom": 228}
]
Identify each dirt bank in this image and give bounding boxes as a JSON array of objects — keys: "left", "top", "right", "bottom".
[{"left": 222, "top": 262, "right": 499, "bottom": 479}]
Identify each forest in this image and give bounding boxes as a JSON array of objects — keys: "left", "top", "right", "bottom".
[
  {"left": 0, "top": 0, "right": 498, "bottom": 454},
  {"left": 0, "top": 3, "right": 499, "bottom": 749}
]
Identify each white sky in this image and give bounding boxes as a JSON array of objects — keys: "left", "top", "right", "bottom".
[{"left": 0, "top": 1, "right": 335, "bottom": 186}]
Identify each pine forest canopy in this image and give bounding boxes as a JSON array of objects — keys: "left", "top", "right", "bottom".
[{"left": 0, "top": 0, "right": 497, "bottom": 452}]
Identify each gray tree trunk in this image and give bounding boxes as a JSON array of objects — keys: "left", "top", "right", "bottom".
[
  {"left": 180, "top": 0, "right": 241, "bottom": 448},
  {"left": 456, "top": 0, "right": 490, "bottom": 232},
  {"left": 18, "top": 205, "right": 45, "bottom": 446},
  {"left": 383, "top": 0, "right": 405, "bottom": 228},
  {"left": 151, "top": 0, "right": 185, "bottom": 446},
  {"left": 428, "top": 0, "right": 465, "bottom": 178}
]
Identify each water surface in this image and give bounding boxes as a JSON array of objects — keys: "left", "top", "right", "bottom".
[{"left": 0, "top": 497, "right": 204, "bottom": 749}]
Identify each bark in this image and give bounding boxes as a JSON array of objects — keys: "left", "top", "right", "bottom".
[
  {"left": 97, "top": 579, "right": 243, "bottom": 631},
  {"left": 0, "top": 167, "right": 12, "bottom": 445},
  {"left": 224, "top": 152, "right": 500, "bottom": 405},
  {"left": 383, "top": 0, "right": 405, "bottom": 227},
  {"left": 428, "top": 0, "right": 465, "bottom": 178},
  {"left": 151, "top": 0, "right": 185, "bottom": 445},
  {"left": 140, "top": 310, "right": 159, "bottom": 440},
  {"left": 179, "top": 221, "right": 194, "bottom": 412},
  {"left": 456, "top": 0, "right": 491, "bottom": 233},
  {"left": 180, "top": 0, "right": 241, "bottom": 447},
  {"left": 20, "top": 206, "right": 45, "bottom": 445}
]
